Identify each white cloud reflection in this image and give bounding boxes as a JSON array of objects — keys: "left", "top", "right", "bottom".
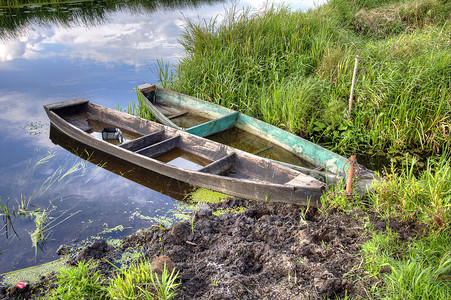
[{"left": 0, "top": 0, "right": 326, "bottom": 65}]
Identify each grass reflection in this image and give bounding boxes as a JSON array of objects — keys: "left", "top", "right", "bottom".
[{"left": 0, "top": 0, "right": 225, "bottom": 39}]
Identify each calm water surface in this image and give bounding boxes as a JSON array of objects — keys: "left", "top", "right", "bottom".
[{"left": 0, "top": 0, "right": 324, "bottom": 274}]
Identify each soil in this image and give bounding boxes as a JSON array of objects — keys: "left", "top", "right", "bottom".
[{"left": 0, "top": 198, "right": 424, "bottom": 299}]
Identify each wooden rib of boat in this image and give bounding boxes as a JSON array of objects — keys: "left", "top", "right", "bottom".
[
  {"left": 136, "top": 84, "right": 379, "bottom": 192},
  {"left": 44, "top": 99, "right": 326, "bottom": 206}
]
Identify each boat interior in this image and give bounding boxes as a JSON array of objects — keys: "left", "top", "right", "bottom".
[{"left": 138, "top": 86, "right": 314, "bottom": 170}]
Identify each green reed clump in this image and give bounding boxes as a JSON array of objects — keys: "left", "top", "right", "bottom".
[
  {"left": 172, "top": 4, "right": 345, "bottom": 113},
  {"left": 133, "top": 90, "right": 157, "bottom": 121},
  {"left": 50, "top": 260, "right": 107, "bottom": 300},
  {"left": 107, "top": 259, "right": 180, "bottom": 299}
]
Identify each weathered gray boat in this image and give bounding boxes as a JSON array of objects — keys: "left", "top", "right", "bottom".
[
  {"left": 137, "top": 84, "right": 379, "bottom": 192},
  {"left": 44, "top": 99, "right": 326, "bottom": 206}
]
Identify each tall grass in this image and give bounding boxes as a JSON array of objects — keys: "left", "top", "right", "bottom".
[
  {"left": 158, "top": 0, "right": 451, "bottom": 158},
  {"left": 371, "top": 152, "right": 451, "bottom": 230}
]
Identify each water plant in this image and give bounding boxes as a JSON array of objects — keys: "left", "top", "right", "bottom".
[
  {"left": 0, "top": 197, "right": 18, "bottom": 241},
  {"left": 30, "top": 208, "right": 51, "bottom": 255}
]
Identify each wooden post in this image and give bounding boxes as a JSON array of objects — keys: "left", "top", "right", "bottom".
[
  {"left": 346, "top": 155, "right": 357, "bottom": 195},
  {"left": 348, "top": 55, "right": 360, "bottom": 113}
]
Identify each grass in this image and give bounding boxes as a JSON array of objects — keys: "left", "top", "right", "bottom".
[
  {"left": 156, "top": 0, "right": 450, "bottom": 160},
  {"left": 49, "top": 260, "right": 106, "bottom": 300},
  {"left": 107, "top": 259, "right": 180, "bottom": 300},
  {"left": 370, "top": 152, "right": 451, "bottom": 230},
  {"left": 361, "top": 228, "right": 451, "bottom": 299}
]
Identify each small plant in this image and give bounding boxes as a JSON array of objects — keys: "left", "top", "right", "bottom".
[
  {"left": 0, "top": 197, "right": 18, "bottom": 241},
  {"left": 190, "top": 215, "right": 195, "bottom": 234},
  {"left": 107, "top": 259, "right": 180, "bottom": 299},
  {"left": 50, "top": 260, "right": 106, "bottom": 300},
  {"left": 16, "top": 194, "right": 39, "bottom": 219},
  {"left": 287, "top": 270, "right": 298, "bottom": 287},
  {"left": 30, "top": 208, "right": 51, "bottom": 255}
]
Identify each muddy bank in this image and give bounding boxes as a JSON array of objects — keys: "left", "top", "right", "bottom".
[{"left": 1, "top": 198, "right": 423, "bottom": 299}]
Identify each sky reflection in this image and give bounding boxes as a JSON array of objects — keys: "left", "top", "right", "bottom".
[{"left": 0, "top": 0, "right": 327, "bottom": 64}]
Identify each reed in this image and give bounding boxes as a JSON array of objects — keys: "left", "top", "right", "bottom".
[{"left": 0, "top": 197, "right": 18, "bottom": 241}]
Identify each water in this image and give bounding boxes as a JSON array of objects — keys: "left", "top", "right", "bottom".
[{"left": 0, "top": 0, "right": 324, "bottom": 274}]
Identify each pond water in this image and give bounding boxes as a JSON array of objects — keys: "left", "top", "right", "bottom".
[{"left": 0, "top": 0, "right": 324, "bottom": 274}]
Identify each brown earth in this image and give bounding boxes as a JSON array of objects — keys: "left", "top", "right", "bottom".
[{"left": 1, "top": 198, "right": 424, "bottom": 299}]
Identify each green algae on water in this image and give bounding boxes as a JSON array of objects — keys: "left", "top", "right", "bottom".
[{"left": 0, "top": 256, "right": 70, "bottom": 287}]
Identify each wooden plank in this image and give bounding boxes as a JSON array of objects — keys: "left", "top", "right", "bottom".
[
  {"left": 286, "top": 173, "right": 320, "bottom": 187},
  {"left": 44, "top": 98, "right": 89, "bottom": 111},
  {"left": 168, "top": 111, "right": 188, "bottom": 120},
  {"left": 186, "top": 112, "right": 239, "bottom": 137},
  {"left": 137, "top": 88, "right": 184, "bottom": 130},
  {"left": 139, "top": 84, "right": 156, "bottom": 94},
  {"left": 199, "top": 153, "right": 235, "bottom": 175},
  {"left": 154, "top": 86, "right": 235, "bottom": 119},
  {"left": 137, "top": 136, "right": 180, "bottom": 158},
  {"left": 120, "top": 130, "right": 164, "bottom": 152}
]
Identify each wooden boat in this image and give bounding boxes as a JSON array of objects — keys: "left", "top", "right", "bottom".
[
  {"left": 137, "top": 84, "right": 379, "bottom": 192},
  {"left": 44, "top": 99, "right": 326, "bottom": 206}
]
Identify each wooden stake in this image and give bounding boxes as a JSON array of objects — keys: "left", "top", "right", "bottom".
[
  {"left": 345, "top": 155, "right": 357, "bottom": 195},
  {"left": 348, "top": 55, "right": 360, "bottom": 113}
]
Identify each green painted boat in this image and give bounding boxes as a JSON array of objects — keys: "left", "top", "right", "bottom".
[{"left": 137, "top": 84, "right": 379, "bottom": 192}]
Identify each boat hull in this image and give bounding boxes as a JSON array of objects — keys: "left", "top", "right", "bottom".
[{"left": 44, "top": 99, "right": 325, "bottom": 206}]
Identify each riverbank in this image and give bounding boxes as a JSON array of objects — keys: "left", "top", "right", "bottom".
[{"left": 0, "top": 197, "right": 425, "bottom": 299}]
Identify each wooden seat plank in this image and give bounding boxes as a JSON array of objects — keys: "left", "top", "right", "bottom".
[
  {"left": 137, "top": 136, "right": 180, "bottom": 158},
  {"left": 199, "top": 153, "right": 235, "bottom": 175},
  {"left": 120, "top": 130, "right": 164, "bottom": 152}
]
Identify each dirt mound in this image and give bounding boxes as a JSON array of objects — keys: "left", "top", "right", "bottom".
[{"left": 119, "top": 199, "right": 372, "bottom": 299}]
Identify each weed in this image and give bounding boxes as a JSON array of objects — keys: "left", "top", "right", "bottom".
[
  {"left": 107, "top": 258, "right": 180, "bottom": 299},
  {"left": 50, "top": 260, "right": 106, "bottom": 300},
  {"left": 0, "top": 197, "right": 18, "bottom": 241}
]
